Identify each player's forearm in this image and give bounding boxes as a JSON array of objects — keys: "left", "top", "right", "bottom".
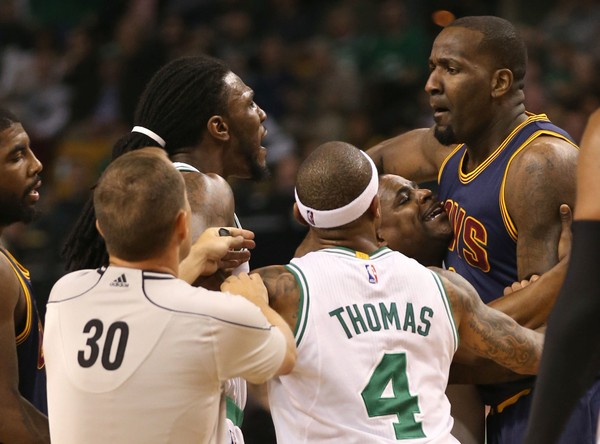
[
  {"left": 179, "top": 251, "right": 210, "bottom": 284},
  {"left": 488, "top": 258, "right": 568, "bottom": 329},
  {"left": 464, "top": 304, "right": 544, "bottom": 376}
]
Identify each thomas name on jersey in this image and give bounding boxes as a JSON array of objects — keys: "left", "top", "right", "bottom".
[{"left": 328, "top": 301, "right": 434, "bottom": 339}]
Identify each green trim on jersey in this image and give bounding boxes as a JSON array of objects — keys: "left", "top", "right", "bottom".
[
  {"left": 226, "top": 396, "right": 244, "bottom": 427},
  {"left": 430, "top": 271, "right": 459, "bottom": 352},
  {"left": 319, "top": 246, "right": 393, "bottom": 259},
  {"left": 285, "top": 263, "right": 310, "bottom": 347}
]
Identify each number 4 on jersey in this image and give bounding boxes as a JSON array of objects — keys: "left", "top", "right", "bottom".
[{"left": 361, "top": 353, "right": 425, "bottom": 440}]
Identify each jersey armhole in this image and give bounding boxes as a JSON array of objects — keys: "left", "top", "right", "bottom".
[
  {"left": 284, "top": 263, "right": 309, "bottom": 347},
  {"left": 429, "top": 270, "right": 459, "bottom": 353}
]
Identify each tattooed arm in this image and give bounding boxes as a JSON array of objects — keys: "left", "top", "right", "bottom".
[
  {"left": 251, "top": 266, "right": 300, "bottom": 333},
  {"left": 435, "top": 268, "right": 543, "bottom": 376}
]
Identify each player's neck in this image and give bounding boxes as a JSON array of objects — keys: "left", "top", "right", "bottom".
[
  {"left": 311, "top": 227, "right": 381, "bottom": 255},
  {"left": 464, "top": 109, "right": 528, "bottom": 170},
  {"left": 171, "top": 144, "right": 224, "bottom": 176}
]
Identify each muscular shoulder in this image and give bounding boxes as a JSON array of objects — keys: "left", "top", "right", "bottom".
[
  {"left": 505, "top": 136, "right": 578, "bottom": 225},
  {"left": 252, "top": 265, "right": 300, "bottom": 331},
  {"left": 508, "top": 136, "right": 577, "bottom": 190},
  {"left": 513, "top": 136, "right": 577, "bottom": 172}
]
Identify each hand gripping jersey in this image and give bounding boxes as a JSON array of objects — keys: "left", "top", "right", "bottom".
[
  {"left": 268, "top": 247, "right": 459, "bottom": 443},
  {"left": 437, "top": 113, "right": 577, "bottom": 303},
  {"left": 44, "top": 266, "right": 285, "bottom": 444},
  {"left": 0, "top": 248, "right": 47, "bottom": 414},
  {"left": 174, "top": 161, "right": 248, "bottom": 442}
]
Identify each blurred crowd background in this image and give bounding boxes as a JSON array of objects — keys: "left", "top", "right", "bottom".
[{"left": 2, "top": 0, "right": 600, "bottom": 439}]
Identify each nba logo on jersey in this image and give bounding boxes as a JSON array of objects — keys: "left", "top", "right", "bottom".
[
  {"left": 365, "top": 264, "right": 378, "bottom": 284},
  {"left": 306, "top": 210, "right": 315, "bottom": 225}
]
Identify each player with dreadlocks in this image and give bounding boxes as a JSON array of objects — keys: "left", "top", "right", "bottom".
[{"left": 61, "top": 54, "right": 270, "bottom": 444}]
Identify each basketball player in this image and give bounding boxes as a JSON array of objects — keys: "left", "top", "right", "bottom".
[
  {"left": 524, "top": 108, "right": 600, "bottom": 444},
  {"left": 376, "top": 174, "right": 571, "bottom": 330},
  {"left": 0, "top": 107, "right": 49, "bottom": 443},
  {"left": 366, "top": 16, "right": 582, "bottom": 443},
  {"left": 253, "top": 141, "right": 543, "bottom": 443},
  {"left": 61, "top": 55, "right": 269, "bottom": 441},
  {"left": 63, "top": 55, "right": 266, "bottom": 276},
  {"left": 44, "top": 148, "right": 295, "bottom": 444}
]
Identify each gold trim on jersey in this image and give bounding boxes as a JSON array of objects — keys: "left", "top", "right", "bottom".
[
  {"left": 457, "top": 114, "right": 550, "bottom": 184},
  {"left": 437, "top": 144, "right": 464, "bottom": 185},
  {"left": 1, "top": 250, "right": 33, "bottom": 345},
  {"left": 489, "top": 389, "right": 531, "bottom": 415},
  {"left": 499, "top": 129, "right": 580, "bottom": 242}
]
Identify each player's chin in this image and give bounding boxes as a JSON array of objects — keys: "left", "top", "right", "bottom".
[
  {"left": 257, "top": 145, "right": 267, "bottom": 164},
  {"left": 433, "top": 125, "right": 457, "bottom": 146},
  {"left": 249, "top": 148, "right": 268, "bottom": 179},
  {"left": 424, "top": 218, "right": 452, "bottom": 239}
]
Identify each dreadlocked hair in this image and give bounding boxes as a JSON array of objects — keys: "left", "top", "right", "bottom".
[{"left": 62, "top": 55, "right": 231, "bottom": 271}]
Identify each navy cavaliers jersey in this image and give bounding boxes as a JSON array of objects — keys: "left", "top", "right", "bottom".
[
  {"left": 437, "top": 114, "right": 577, "bottom": 407},
  {"left": 1, "top": 248, "right": 47, "bottom": 414},
  {"left": 437, "top": 113, "right": 577, "bottom": 304}
]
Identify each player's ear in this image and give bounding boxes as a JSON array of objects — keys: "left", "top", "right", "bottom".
[
  {"left": 293, "top": 203, "right": 309, "bottom": 226},
  {"left": 207, "top": 115, "right": 230, "bottom": 142},
  {"left": 491, "top": 68, "right": 512, "bottom": 98},
  {"left": 174, "top": 209, "right": 189, "bottom": 243}
]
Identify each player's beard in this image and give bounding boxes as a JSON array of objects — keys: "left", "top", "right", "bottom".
[
  {"left": 433, "top": 124, "right": 457, "bottom": 146},
  {"left": 247, "top": 151, "right": 270, "bottom": 181},
  {"left": 0, "top": 185, "right": 39, "bottom": 226}
]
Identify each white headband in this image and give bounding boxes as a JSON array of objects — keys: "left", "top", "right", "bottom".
[
  {"left": 295, "top": 151, "right": 378, "bottom": 229},
  {"left": 131, "top": 126, "right": 166, "bottom": 148}
]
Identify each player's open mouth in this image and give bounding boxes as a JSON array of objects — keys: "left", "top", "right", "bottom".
[
  {"left": 27, "top": 181, "right": 42, "bottom": 203},
  {"left": 423, "top": 202, "right": 445, "bottom": 221}
]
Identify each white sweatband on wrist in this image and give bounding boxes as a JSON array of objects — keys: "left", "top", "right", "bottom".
[
  {"left": 131, "top": 126, "right": 166, "bottom": 148},
  {"left": 295, "top": 151, "right": 378, "bottom": 228}
]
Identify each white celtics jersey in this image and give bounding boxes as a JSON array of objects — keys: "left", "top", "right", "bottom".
[
  {"left": 268, "top": 247, "right": 459, "bottom": 443},
  {"left": 44, "top": 266, "right": 285, "bottom": 444}
]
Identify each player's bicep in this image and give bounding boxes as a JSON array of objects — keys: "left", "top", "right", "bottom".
[
  {"left": 0, "top": 269, "right": 21, "bottom": 396},
  {"left": 506, "top": 141, "right": 577, "bottom": 278}
]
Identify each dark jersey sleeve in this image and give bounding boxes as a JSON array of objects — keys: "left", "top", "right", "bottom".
[{"left": 524, "top": 221, "right": 600, "bottom": 444}]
